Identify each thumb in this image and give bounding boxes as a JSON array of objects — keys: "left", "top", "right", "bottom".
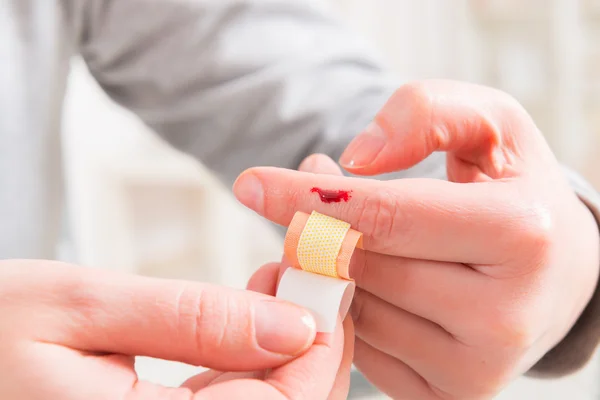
[
  {"left": 339, "top": 79, "right": 554, "bottom": 180},
  {"left": 21, "top": 261, "right": 316, "bottom": 371}
]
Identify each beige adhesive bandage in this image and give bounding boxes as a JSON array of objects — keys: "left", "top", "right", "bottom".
[
  {"left": 276, "top": 211, "right": 363, "bottom": 333},
  {"left": 283, "top": 211, "right": 363, "bottom": 279}
]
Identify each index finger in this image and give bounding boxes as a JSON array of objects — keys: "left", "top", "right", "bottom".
[
  {"left": 233, "top": 167, "right": 539, "bottom": 265},
  {"left": 9, "top": 260, "right": 316, "bottom": 371}
]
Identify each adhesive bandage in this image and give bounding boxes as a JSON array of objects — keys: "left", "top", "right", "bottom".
[{"left": 276, "top": 211, "right": 363, "bottom": 333}]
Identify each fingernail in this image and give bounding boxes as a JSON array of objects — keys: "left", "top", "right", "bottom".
[
  {"left": 233, "top": 173, "right": 264, "bottom": 213},
  {"left": 255, "top": 301, "right": 316, "bottom": 355},
  {"left": 339, "top": 121, "right": 387, "bottom": 168}
]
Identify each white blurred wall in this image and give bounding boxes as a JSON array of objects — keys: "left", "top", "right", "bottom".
[
  {"left": 327, "top": 0, "right": 599, "bottom": 173},
  {"left": 61, "top": 58, "right": 283, "bottom": 288},
  {"left": 61, "top": 1, "right": 600, "bottom": 398}
]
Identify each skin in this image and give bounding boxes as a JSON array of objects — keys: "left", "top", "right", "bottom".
[
  {"left": 203, "top": 261, "right": 356, "bottom": 400},
  {"left": 234, "top": 79, "right": 600, "bottom": 399},
  {"left": 0, "top": 259, "right": 353, "bottom": 399}
]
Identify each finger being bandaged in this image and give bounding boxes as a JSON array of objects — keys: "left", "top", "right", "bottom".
[{"left": 276, "top": 211, "right": 363, "bottom": 332}]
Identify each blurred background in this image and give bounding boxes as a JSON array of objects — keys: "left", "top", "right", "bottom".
[{"left": 58, "top": 0, "right": 600, "bottom": 398}]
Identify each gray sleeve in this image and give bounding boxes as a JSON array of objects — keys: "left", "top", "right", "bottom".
[
  {"left": 76, "top": 0, "right": 447, "bottom": 186},
  {"left": 76, "top": 0, "right": 598, "bottom": 378}
]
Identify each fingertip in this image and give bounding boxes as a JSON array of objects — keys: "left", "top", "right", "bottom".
[
  {"left": 246, "top": 263, "right": 281, "bottom": 295},
  {"left": 339, "top": 122, "right": 387, "bottom": 171},
  {"left": 233, "top": 170, "right": 265, "bottom": 213},
  {"left": 255, "top": 300, "right": 317, "bottom": 356},
  {"left": 262, "top": 314, "right": 345, "bottom": 400},
  {"left": 249, "top": 263, "right": 318, "bottom": 357},
  {"left": 299, "top": 154, "right": 344, "bottom": 176},
  {"left": 313, "top": 315, "right": 345, "bottom": 348}
]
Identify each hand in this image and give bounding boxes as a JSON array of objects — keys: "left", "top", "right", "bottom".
[
  {"left": 0, "top": 259, "right": 348, "bottom": 399},
  {"left": 233, "top": 80, "right": 600, "bottom": 399}
]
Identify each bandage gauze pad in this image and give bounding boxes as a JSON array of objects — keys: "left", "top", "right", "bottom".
[{"left": 276, "top": 211, "right": 363, "bottom": 332}]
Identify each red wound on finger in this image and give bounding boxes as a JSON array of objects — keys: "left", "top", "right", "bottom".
[{"left": 310, "top": 187, "right": 352, "bottom": 203}]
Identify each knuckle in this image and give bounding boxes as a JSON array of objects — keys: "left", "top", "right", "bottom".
[
  {"left": 485, "top": 308, "right": 536, "bottom": 350},
  {"left": 504, "top": 93, "right": 530, "bottom": 118},
  {"left": 484, "top": 84, "right": 524, "bottom": 113},
  {"left": 395, "top": 81, "right": 434, "bottom": 123},
  {"left": 387, "top": 81, "right": 435, "bottom": 139},
  {"left": 396, "top": 81, "right": 432, "bottom": 108},
  {"left": 49, "top": 269, "right": 107, "bottom": 329},
  {"left": 191, "top": 288, "right": 238, "bottom": 357},
  {"left": 59, "top": 271, "right": 102, "bottom": 315},
  {"left": 356, "top": 190, "right": 405, "bottom": 245},
  {"left": 492, "top": 87, "right": 539, "bottom": 131},
  {"left": 494, "top": 87, "right": 520, "bottom": 107},
  {"left": 513, "top": 204, "right": 554, "bottom": 267}
]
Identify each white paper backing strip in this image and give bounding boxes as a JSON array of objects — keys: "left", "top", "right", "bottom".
[{"left": 276, "top": 267, "right": 355, "bottom": 333}]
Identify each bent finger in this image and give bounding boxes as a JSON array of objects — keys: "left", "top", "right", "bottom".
[
  {"left": 247, "top": 262, "right": 281, "bottom": 295},
  {"left": 339, "top": 79, "right": 552, "bottom": 177},
  {"left": 351, "top": 289, "right": 461, "bottom": 386},
  {"left": 349, "top": 249, "right": 490, "bottom": 326},
  {"left": 353, "top": 338, "right": 443, "bottom": 400}
]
